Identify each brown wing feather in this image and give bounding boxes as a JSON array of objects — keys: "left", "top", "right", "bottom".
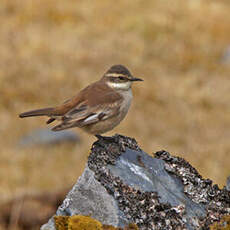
[
  {"left": 52, "top": 81, "right": 123, "bottom": 131},
  {"left": 58, "top": 81, "right": 122, "bottom": 120}
]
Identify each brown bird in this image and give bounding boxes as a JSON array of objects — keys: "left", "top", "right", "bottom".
[{"left": 19, "top": 65, "right": 143, "bottom": 138}]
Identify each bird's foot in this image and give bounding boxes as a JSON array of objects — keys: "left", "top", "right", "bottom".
[
  {"left": 95, "top": 134, "right": 114, "bottom": 142},
  {"left": 94, "top": 134, "right": 121, "bottom": 148}
]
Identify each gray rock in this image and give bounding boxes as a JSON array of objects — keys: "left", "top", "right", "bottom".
[
  {"left": 107, "top": 148, "right": 205, "bottom": 229},
  {"left": 226, "top": 176, "right": 230, "bottom": 191},
  {"left": 41, "top": 135, "right": 230, "bottom": 230},
  {"left": 18, "top": 128, "right": 79, "bottom": 147},
  {"left": 221, "top": 45, "right": 230, "bottom": 64},
  {"left": 41, "top": 166, "right": 126, "bottom": 230}
]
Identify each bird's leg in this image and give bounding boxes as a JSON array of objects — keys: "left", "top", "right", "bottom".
[
  {"left": 95, "top": 134, "right": 103, "bottom": 139},
  {"left": 95, "top": 134, "right": 114, "bottom": 142}
]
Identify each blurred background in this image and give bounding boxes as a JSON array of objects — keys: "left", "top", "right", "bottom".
[{"left": 1, "top": 0, "right": 230, "bottom": 229}]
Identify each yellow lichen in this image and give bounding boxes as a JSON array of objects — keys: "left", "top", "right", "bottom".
[
  {"left": 68, "top": 215, "right": 102, "bottom": 230},
  {"left": 102, "top": 223, "right": 138, "bottom": 230},
  {"left": 102, "top": 225, "right": 118, "bottom": 230},
  {"left": 125, "top": 223, "right": 139, "bottom": 230},
  {"left": 210, "top": 215, "right": 230, "bottom": 230},
  {"left": 54, "top": 215, "right": 69, "bottom": 230},
  {"left": 54, "top": 215, "right": 139, "bottom": 230}
]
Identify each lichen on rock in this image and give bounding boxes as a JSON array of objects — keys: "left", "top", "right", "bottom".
[
  {"left": 54, "top": 215, "right": 138, "bottom": 230},
  {"left": 209, "top": 215, "right": 230, "bottom": 230}
]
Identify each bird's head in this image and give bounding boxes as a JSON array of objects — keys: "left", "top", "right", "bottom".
[{"left": 102, "top": 65, "right": 143, "bottom": 90}]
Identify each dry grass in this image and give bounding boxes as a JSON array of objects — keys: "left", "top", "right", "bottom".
[{"left": 1, "top": 0, "right": 230, "bottom": 205}]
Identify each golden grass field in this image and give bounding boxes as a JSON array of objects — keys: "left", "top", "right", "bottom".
[{"left": 1, "top": 0, "right": 230, "bottom": 208}]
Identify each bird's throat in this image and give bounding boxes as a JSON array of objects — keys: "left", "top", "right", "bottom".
[{"left": 107, "top": 81, "right": 131, "bottom": 90}]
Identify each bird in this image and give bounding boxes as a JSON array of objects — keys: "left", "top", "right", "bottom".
[{"left": 19, "top": 65, "right": 143, "bottom": 138}]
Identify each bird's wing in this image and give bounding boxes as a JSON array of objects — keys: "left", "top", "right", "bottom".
[
  {"left": 52, "top": 82, "right": 123, "bottom": 131},
  {"left": 65, "top": 91, "right": 122, "bottom": 122}
]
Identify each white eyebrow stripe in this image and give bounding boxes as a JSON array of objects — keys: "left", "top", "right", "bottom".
[{"left": 105, "top": 73, "right": 125, "bottom": 77}]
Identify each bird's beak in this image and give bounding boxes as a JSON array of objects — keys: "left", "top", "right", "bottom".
[{"left": 130, "top": 77, "right": 144, "bottom": 82}]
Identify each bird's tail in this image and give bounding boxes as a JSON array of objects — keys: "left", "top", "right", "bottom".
[{"left": 19, "top": 107, "right": 54, "bottom": 118}]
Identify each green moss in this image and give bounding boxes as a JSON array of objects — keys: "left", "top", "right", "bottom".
[
  {"left": 210, "top": 215, "right": 230, "bottom": 230},
  {"left": 54, "top": 215, "right": 139, "bottom": 230}
]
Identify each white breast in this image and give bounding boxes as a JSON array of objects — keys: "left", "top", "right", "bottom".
[{"left": 119, "top": 88, "right": 133, "bottom": 118}]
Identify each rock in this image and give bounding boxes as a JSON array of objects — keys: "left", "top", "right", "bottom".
[
  {"left": 18, "top": 128, "right": 80, "bottom": 147},
  {"left": 209, "top": 215, "right": 230, "bottom": 229},
  {"left": 41, "top": 135, "right": 230, "bottom": 230},
  {"left": 226, "top": 176, "right": 230, "bottom": 192},
  {"left": 41, "top": 166, "right": 125, "bottom": 230},
  {"left": 221, "top": 45, "right": 230, "bottom": 64}
]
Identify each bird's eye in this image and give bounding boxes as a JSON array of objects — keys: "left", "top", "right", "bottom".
[{"left": 119, "top": 76, "right": 125, "bottom": 80}]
